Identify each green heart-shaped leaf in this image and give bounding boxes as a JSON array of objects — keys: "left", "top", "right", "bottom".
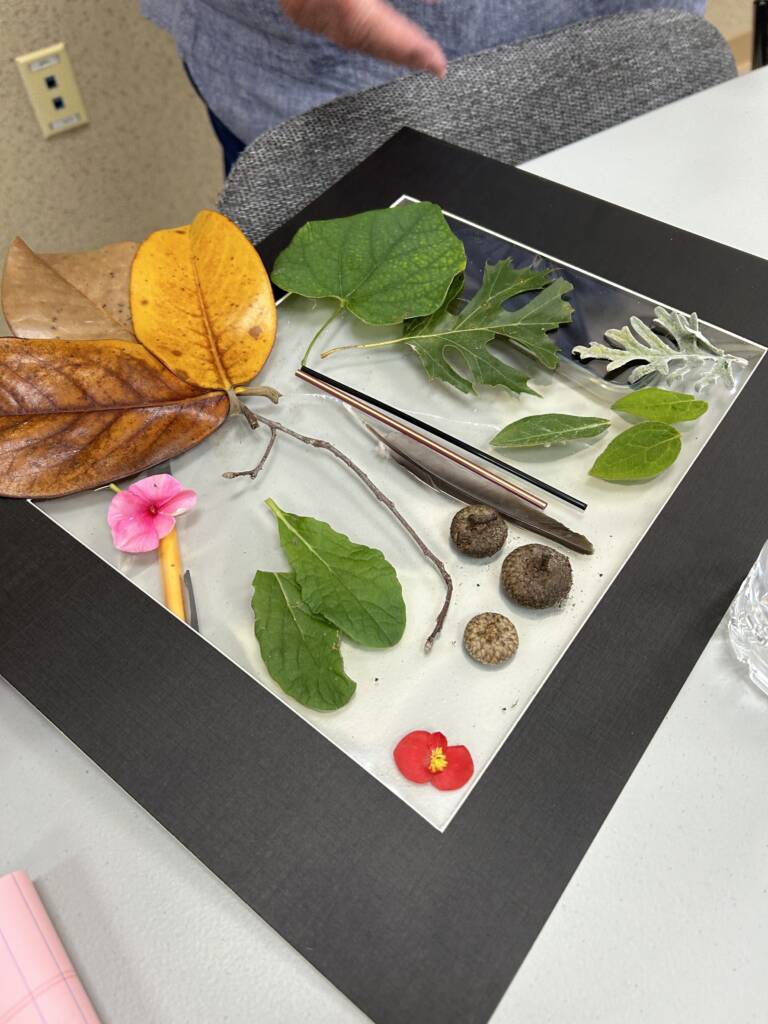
[{"left": 270, "top": 202, "right": 466, "bottom": 324}]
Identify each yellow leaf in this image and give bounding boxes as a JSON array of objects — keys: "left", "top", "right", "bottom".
[{"left": 130, "top": 209, "right": 276, "bottom": 390}]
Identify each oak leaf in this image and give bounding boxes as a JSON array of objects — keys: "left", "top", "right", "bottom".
[{"left": 403, "top": 261, "right": 572, "bottom": 395}]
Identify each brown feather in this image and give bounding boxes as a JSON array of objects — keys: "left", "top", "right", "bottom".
[{"left": 367, "top": 423, "right": 594, "bottom": 555}]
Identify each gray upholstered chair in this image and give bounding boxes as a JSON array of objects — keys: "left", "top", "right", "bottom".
[{"left": 219, "top": 9, "right": 734, "bottom": 243}]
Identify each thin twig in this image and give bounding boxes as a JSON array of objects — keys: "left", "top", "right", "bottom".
[
  {"left": 222, "top": 422, "right": 278, "bottom": 481},
  {"left": 228, "top": 402, "right": 453, "bottom": 650}
]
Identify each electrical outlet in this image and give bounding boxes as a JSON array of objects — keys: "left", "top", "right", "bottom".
[{"left": 15, "top": 42, "right": 89, "bottom": 139}]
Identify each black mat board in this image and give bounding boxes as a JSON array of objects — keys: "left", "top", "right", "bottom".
[{"left": 1, "top": 130, "right": 766, "bottom": 1024}]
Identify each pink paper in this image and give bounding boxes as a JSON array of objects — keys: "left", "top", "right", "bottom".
[{"left": 0, "top": 870, "right": 101, "bottom": 1024}]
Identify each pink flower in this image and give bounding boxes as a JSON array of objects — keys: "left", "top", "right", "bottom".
[{"left": 108, "top": 474, "right": 197, "bottom": 553}]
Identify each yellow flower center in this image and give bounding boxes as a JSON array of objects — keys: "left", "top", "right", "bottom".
[{"left": 428, "top": 746, "right": 448, "bottom": 773}]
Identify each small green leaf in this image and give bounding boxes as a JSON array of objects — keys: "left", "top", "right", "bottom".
[
  {"left": 403, "top": 260, "right": 572, "bottom": 395},
  {"left": 270, "top": 202, "right": 466, "bottom": 324},
  {"left": 611, "top": 387, "right": 708, "bottom": 424},
  {"left": 267, "top": 499, "right": 406, "bottom": 648},
  {"left": 491, "top": 413, "right": 610, "bottom": 448},
  {"left": 251, "top": 571, "right": 356, "bottom": 711},
  {"left": 590, "top": 422, "right": 682, "bottom": 481}
]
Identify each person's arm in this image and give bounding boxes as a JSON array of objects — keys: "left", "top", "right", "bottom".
[{"left": 280, "top": 0, "right": 447, "bottom": 76}]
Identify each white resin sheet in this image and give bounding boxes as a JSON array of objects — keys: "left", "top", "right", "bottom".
[{"left": 35, "top": 205, "right": 765, "bottom": 830}]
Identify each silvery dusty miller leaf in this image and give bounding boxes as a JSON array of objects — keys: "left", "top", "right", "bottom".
[
  {"left": 270, "top": 202, "right": 466, "bottom": 324},
  {"left": 491, "top": 413, "right": 610, "bottom": 448},
  {"left": 404, "top": 260, "right": 572, "bottom": 395},
  {"left": 590, "top": 422, "right": 681, "bottom": 481},
  {"left": 611, "top": 387, "right": 708, "bottom": 424},
  {"left": 267, "top": 499, "right": 406, "bottom": 648},
  {"left": 252, "top": 571, "right": 356, "bottom": 711},
  {"left": 573, "top": 305, "right": 746, "bottom": 392}
]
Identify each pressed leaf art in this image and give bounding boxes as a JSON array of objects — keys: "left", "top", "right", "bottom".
[
  {"left": 2, "top": 236, "right": 138, "bottom": 341},
  {"left": 491, "top": 414, "right": 610, "bottom": 448},
  {"left": 589, "top": 422, "right": 682, "bottom": 481},
  {"left": 325, "top": 260, "right": 573, "bottom": 396},
  {"left": 459, "top": 261, "right": 568, "bottom": 370},
  {"left": 0, "top": 210, "right": 277, "bottom": 498},
  {"left": 574, "top": 305, "right": 747, "bottom": 391},
  {"left": 252, "top": 571, "right": 357, "bottom": 711},
  {"left": 267, "top": 499, "right": 406, "bottom": 648},
  {"left": 271, "top": 202, "right": 466, "bottom": 326},
  {"left": 611, "top": 387, "right": 708, "bottom": 424}
]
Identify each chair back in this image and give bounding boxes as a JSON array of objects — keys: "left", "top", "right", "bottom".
[{"left": 220, "top": 10, "right": 734, "bottom": 242}]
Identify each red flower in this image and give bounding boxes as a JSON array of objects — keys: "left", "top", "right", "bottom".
[{"left": 393, "top": 730, "right": 474, "bottom": 791}]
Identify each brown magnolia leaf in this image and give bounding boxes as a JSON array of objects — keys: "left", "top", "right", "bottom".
[
  {"left": 0, "top": 336, "right": 228, "bottom": 497},
  {"left": 2, "top": 237, "right": 137, "bottom": 341},
  {"left": 131, "top": 209, "right": 276, "bottom": 390}
]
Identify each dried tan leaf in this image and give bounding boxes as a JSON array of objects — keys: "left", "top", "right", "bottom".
[{"left": 2, "top": 237, "right": 137, "bottom": 341}]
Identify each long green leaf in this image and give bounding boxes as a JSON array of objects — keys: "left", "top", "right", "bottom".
[
  {"left": 270, "top": 202, "right": 466, "bottom": 324},
  {"left": 267, "top": 499, "right": 406, "bottom": 648},
  {"left": 251, "top": 571, "right": 356, "bottom": 710},
  {"left": 491, "top": 413, "right": 610, "bottom": 448}
]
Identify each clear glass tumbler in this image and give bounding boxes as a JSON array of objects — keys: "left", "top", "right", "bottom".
[{"left": 729, "top": 539, "right": 768, "bottom": 696}]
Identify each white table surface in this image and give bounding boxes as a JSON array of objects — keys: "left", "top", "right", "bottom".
[{"left": 3, "top": 67, "right": 768, "bottom": 1024}]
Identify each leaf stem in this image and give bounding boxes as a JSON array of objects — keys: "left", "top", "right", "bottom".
[
  {"left": 229, "top": 402, "right": 453, "bottom": 651},
  {"left": 234, "top": 385, "right": 281, "bottom": 404},
  {"left": 302, "top": 304, "right": 343, "bottom": 366},
  {"left": 108, "top": 483, "right": 122, "bottom": 493},
  {"left": 321, "top": 335, "right": 406, "bottom": 358}
]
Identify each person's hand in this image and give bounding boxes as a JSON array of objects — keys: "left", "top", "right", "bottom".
[{"left": 280, "top": 0, "right": 447, "bottom": 76}]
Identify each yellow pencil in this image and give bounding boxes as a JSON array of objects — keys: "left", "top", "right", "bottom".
[{"left": 159, "top": 526, "right": 187, "bottom": 622}]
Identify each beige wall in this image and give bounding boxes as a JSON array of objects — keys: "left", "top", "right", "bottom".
[
  {"left": 0, "top": 0, "right": 222, "bottom": 331},
  {"left": 706, "top": 0, "right": 754, "bottom": 42}
]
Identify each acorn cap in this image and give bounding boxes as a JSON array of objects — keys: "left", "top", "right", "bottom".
[
  {"left": 450, "top": 504, "right": 508, "bottom": 558},
  {"left": 463, "top": 612, "right": 519, "bottom": 665},
  {"left": 501, "top": 543, "right": 572, "bottom": 609}
]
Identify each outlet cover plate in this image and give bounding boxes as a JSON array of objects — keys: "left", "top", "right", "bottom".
[{"left": 15, "top": 42, "right": 89, "bottom": 139}]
